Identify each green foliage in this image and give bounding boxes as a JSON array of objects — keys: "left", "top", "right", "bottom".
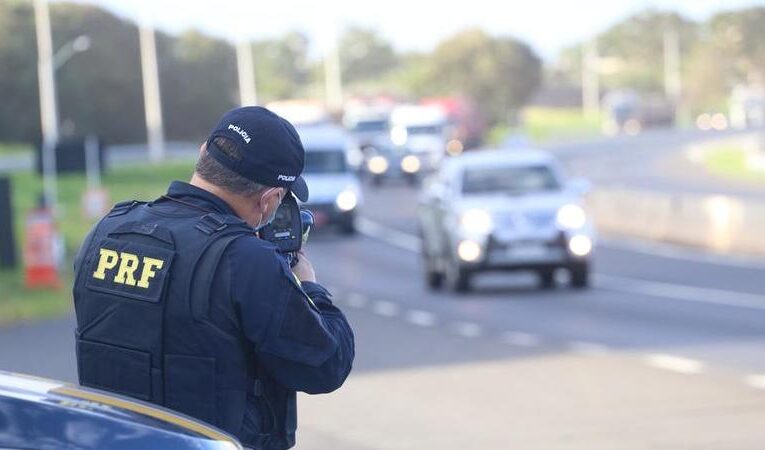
[
  {"left": 703, "top": 146, "right": 765, "bottom": 183},
  {"left": 0, "top": 161, "right": 194, "bottom": 322},
  {"left": 339, "top": 27, "right": 398, "bottom": 86},
  {"left": 521, "top": 107, "right": 603, "bottom": 143},
  {"left": 427, "top": 29, "right": 542, "bottom": 125},
  {"left": 251, "top": 31, "right": 312, "bottom": 102},
  {"left": 596, "top": 10, "right": 697, "bottom": 92}
]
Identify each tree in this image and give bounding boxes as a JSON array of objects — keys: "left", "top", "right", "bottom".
[
  {"left": 683, "top": 7, "right": 765, "bottom": 112},
  {"left": 339, "top": 27, "right": 398, "bottom": 86},
  {"left": 594, "top": 10, "right": 697, "bottom": 92},
  {"left": 251, "top": 31, "right": 311, "bottom": 102},
  {"left": 157, "top": 30, "right": 237, "bottom": 142},
  {"left": 428, "top": 29, "right": 542, "bottom": 125}
]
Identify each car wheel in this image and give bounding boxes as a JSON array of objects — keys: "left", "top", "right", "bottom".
[
  {"left": 537, "top": 269, "right": 555, "bottom": 289},
  {"left": 445, "top": 257, "right": 471, "bottom": 293},
  {"left": 339, "top": 213, "right": 357, "bottom": 235},
  {"left": 422, "top": 247, "right": 444, "bottom": 290},
  {"left": 569, "top": 262, "right": 590, "bottom": 289}
]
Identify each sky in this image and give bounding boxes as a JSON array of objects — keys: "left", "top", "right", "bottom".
[{"left": 65, "top": 0, "right": 764, "bottom": 59}]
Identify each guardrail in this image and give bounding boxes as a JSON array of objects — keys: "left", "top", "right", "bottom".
[{"left": 587, "top": 188, "right": 765, "bottom": 255}]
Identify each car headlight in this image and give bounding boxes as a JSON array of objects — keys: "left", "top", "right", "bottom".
[
  {"left": 556, "top": 204, "right": 587, "bottom": 229},
  {"left": 401, "top": 155, "right": 421, "bottom": 173},
  {"left": 457, "top": 239, "right": 482, "bottom": 262},
  {"left": 367, "top": 156, "right": 389, "bottom": 174},
  {"left": 568, "top": 234, "right": 592, "bottom": 257},
  {"left": 460, "top": 209, "right": 492, "bottom": 234},
  {"left": 335, "top": 190, "right": 358, "bottom": 212}
]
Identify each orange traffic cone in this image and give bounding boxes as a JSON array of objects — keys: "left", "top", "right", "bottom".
[{"left": 23, "top": 207, "right": 62, "bottom": 289}]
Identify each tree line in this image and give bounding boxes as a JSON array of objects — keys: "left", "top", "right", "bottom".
[{"left": 0, "top": 1, "right": 541, "bottom": 145}]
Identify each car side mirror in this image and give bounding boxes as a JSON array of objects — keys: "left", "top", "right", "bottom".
[{"left": 568, "top": 178, "right": 592, "bottom": 196}]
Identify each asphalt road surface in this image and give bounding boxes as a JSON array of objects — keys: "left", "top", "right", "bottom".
[{"left": 2, "top": 132, "right": 765, "bottom": 449}]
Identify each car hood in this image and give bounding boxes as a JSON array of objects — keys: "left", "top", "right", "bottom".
[
  {"left": 0, "top": 371, "right": 241, "bottom": 449},
  {"left": 301, "top": 173, "right": 361, "bottom": 205}
]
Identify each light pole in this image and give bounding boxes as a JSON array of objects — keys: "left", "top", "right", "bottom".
[
  {"left": 323, "top": 24, "right": 343, "bottom": 112},
  {"left": 236, "top": 40, "right": 257, "bottom": 106},
  {"left": 34, "top": 0, "right": 91, "bottom": 212},
  {"left": 139, "top": 23, "right": 165, "bottom": 164}
]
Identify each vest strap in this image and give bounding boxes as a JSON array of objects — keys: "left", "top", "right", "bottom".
[
  {"left": 107, "top": 200, "right": 146, "bottom": 218},
  {"left": 195, "top": 213, "right": 241, "bottom": 235}
]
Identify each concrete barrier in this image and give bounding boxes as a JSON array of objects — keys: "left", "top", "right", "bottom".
[{"left": 587, "top": 188, "right": 765, "bottom": 255}]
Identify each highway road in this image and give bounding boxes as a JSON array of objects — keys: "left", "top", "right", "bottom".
[{"left": 2, "top": 132, "right": 765, "bottom": 449}]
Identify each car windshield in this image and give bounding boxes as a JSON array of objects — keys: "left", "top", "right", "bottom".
[
  {"left": 462, "top": 165, "right": 561, "bottom": 194},
  {"left": 407, "top": 125, "right": 443, "bottom": 135},
  {"left": 304, "top": 150, "right": 347, "bottom": 174},
  {"left": 352, "top": 120, "right": 388, "bottom": 132}
]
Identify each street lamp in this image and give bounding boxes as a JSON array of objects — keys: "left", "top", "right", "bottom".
[
  {"left": 34, "top": 0, "right": 91, "bottom": 211},
  {"left": 53, "top": 34, "right": 91, "bottom": 71}
]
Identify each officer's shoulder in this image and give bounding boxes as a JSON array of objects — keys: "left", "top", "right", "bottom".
[{"left": 226, "top": 234, "right": 283, "bottom": 268}]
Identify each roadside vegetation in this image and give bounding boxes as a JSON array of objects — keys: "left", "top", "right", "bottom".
[
  {"left": 0, "top": 162, "right": 194, "bottom": 323},
  {"left": 704, "top": 145, "right": 765, "bottom": 183}
]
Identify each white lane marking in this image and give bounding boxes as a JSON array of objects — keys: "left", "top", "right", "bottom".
[
  {"left": 600, "top": 236, "right": 765, "bottom": 270},
  {"left": 452, "top": 322, "right": 482, "bottom": 338},
  {"left": 372, "top": 300, "right": 400, "bottom": 317},
  {"left": 357, "top": 217, "right": 420, "bottom": 253},
  {"left": 746, "top": 375, "right": 765, "bottom": 390},
  {"left": 345, "top": 293, "right": 369, "bottom": 308},
  {"left": 405, "top": 310, "right": 437, "bottom": 327},
  {"left": 596, "top": 273, "right": 765, "bottom": 311},
  {"left": 501, "top": 331, "right": 540, "bottom": 347},
  {"left": 358, "top": 217, "right": 765, "bottom": 311},
  {"left": 569, "top": 341, "right": 610, "bottom": 355},
  {"left": 645, "top": 354, "right": 705, "bottom": 375}
]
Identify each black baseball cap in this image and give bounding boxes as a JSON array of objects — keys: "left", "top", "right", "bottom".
[{"left": 205, "top": 106, "right": 309, "bottom": 201}]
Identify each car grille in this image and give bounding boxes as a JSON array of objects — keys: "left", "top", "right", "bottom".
[{"left": 494, "top": 210, "right": 557, "bottom": 231}]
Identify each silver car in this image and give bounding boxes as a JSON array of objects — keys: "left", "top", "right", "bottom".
[
  {"left": 296, "top": 125, "right": 363, "bottom": 234},
  {"left": 418, "top": 149, "right": 595, "bottom": 292}
]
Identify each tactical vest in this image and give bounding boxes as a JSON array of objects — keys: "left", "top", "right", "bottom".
[{"left": 73, "top": 198, "right": 257, "bottom": 436}]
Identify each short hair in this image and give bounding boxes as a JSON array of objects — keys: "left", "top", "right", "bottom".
[{"left": 195, "top": 136, "right": 269, "bottom": 197}]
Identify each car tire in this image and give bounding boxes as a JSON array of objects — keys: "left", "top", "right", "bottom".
[
  {"left": 425, "top": 266, "right": 444, "bottom": 290},
  {"left": 538, "top": 269, "right": 555, "bottom": 289},
  {"left": 339, "top": 214, "right": 357, "bottom": 235},
  {"left": 569, "top": 262, "right": 590, "bottom": 289},
  {"left": 445, "top": 257, "right": 471, "bottom": 293}
]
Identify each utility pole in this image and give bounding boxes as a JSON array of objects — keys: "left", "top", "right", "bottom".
[
  {"left": 582, "top": 40, "right": 600, "bottom": 116},
  {"left": 33, "top": 0, "right": 59, "bottom": 211},
  {"left": 323, "top": 26, "right": 343, "bottom": 112},
  {"left": 663, "top": 29, "right": 682, "bottom": 126},
  {"left": 139, "top": 23, "right": 165, "bottom": 163},
  {"left": 236, "top": 40, "right": 257, "bottom": 106}
]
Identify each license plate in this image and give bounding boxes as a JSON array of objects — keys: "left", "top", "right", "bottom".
[{"left": 507, "top": 245, "right": 548, "bottom": 259}]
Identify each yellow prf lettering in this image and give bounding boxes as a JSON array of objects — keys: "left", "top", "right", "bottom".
[
  {"left": 137, "top": 257, "right": 164, "bottom": 289},
  {"left": 113, "top": 252, "right": 140, "bottom": 286},
  {"left": 92, "top": 248, "right": 119, "bottom": 280}
]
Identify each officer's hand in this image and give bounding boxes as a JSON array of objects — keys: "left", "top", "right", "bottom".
[{"left": 292, "top": 251, "right": 316, "bottom": 283}]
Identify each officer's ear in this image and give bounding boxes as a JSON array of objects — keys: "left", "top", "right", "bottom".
[{"left": 259, "top": 187, "right": 283, "bottom": 212}]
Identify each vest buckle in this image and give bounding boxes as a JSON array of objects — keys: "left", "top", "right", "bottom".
[{"left": 195, "top": 213, "right": 229, "bottom": 235}]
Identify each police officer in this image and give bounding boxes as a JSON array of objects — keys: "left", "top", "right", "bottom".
[{"left": 73, "top": 106, "right": 355, "bottom": 450}]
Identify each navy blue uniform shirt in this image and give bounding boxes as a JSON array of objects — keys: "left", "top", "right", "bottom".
[{"left": 160, "top": 181, "right": 355, "bottom": 395}]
